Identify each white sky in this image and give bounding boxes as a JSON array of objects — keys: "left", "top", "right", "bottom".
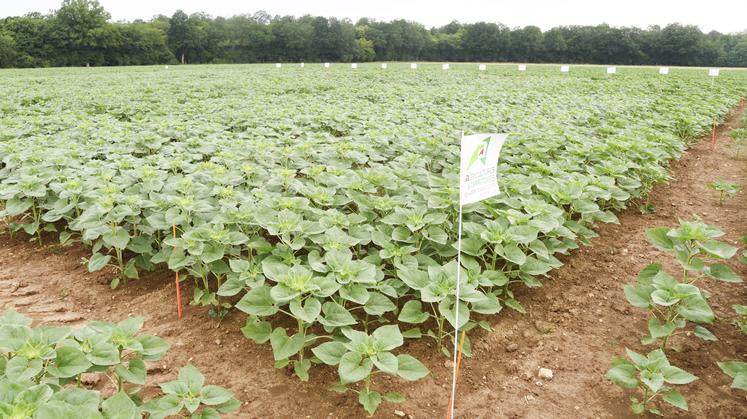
[{"left": 1, "top": 0, "right": 745, "bottom": 33}]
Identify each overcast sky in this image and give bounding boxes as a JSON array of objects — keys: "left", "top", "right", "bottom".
[{"left": 2, "top": 0, "right": 745, "bottom": 33}]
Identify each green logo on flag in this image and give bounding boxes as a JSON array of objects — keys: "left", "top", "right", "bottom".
[{"left": 467, "top": 136, "right": 491, "bottom": 170}]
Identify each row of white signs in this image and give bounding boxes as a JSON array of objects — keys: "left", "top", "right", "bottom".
[{"left": 275, "top": 63, "right": 721, "bottom": 76}]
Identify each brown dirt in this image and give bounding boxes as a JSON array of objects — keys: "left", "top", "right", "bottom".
[{"left": 1, "top": 104, "right": 746, "bottom": 419}]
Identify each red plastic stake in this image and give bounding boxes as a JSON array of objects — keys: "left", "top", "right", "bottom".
[
  {"left": 172, "top": 224, "right": 182, "bottom": 320},
  {"left": 445, "top": 330, "right": 467, "bottom": 419}
]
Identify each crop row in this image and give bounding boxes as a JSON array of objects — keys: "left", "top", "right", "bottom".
[{"left": 1, "top": 66, "right": 745, "bottom": 413}]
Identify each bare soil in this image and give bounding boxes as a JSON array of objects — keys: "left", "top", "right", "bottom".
[{"left": 1, "top": 104, "right": 746, "bottom": 419}]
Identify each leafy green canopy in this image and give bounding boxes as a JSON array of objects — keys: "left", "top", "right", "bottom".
[
  {"left": 0, "top": 65, "right": 745, "bottom": 413},
  {"left": 0, "top": 310, "right": 240, "bottom": 418}
]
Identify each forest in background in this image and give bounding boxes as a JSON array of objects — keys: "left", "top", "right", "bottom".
[{"left": 1, "top": 0, "right": 746, "bottom": 68}]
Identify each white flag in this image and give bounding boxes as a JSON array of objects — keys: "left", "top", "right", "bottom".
[{"left": 460, "top": 133, "right": 506, "bottom": 205}]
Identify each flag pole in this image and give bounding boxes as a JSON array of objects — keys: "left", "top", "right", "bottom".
[
  {"left": 447, "top": 202, "right": 463, "bottom": 419},
  {"left": 710, "top": 74, "right": 717, "bottom": 150},
  {"left": 447, "top": 131, "right": 506, "bottom": 419},
  {"left": 448, "top": 132, "right": 466, "bottom": 419}
]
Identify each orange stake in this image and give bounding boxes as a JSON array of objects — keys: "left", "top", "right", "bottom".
[
  {"left": 710, "top": 121, "right": 717, "bottom": 150},
  {"left": 445, "top": 330, "right": 468, "bottom": 419},
  {"left": 172, "top": 224, "right": 182, "bottom": 319}
]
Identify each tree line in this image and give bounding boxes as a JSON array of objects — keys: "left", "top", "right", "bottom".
[{"left": 1, "top": 0, "right": 745, "bottom": 68}]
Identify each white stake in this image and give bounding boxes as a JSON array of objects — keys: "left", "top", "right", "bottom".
[{"left": 448, "top": 201, "right": 464, "bottom": 418}]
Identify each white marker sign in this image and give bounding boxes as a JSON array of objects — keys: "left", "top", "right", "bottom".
[
  {"left": 607, "top": 67, "right": 616, "bottom": 74},
  {"left": 442, "top": 63, "right": 450, "bottom": 70},
  {"left": 659, "top": 67, "right": 669, "bottom": 75},
  {"left": 164, "top": 65, "right": 169, "bottom": 69},
  {"left": 708, "top": 68, "right": 720, "bottom": 77},
  {"left": 275, "top": 63, "right": 282, "bottom": 68},
  {"left": 449, "top": 131, "right": 507, "bottom": 419},
  {"left": 460, "top": 133, "right": 507, "bottom": 205},
  {"left": 381, "top": 63, "right": 388, "bottom": 69},
  {"left": 351, "top": 63, "right": 358, "bottom": 69},
  {"left": 300, "top": 62, "right": 305, "bottom": 68},
  {"left": 479, "top": 64, "right": 486, "bottom": 71},
  {"left": 410, "top": 63, "right": 417, "bottom": 69},
  {"left": 518, "top": 64, "right": 526, "bottom": 71},
  {"left": 324, "top": 62, "right": 330, "bottom": 68},
  {"left": 560, "top": 65, "right": 570, "bottom": 73}
]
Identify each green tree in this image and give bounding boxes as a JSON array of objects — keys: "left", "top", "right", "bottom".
[
  {"left": 542, "top": 28, "right": 567, "bottom": 62},
  {"left": 461, "top": 22, "right": 511, "bottom": 61},
  {"left": 0, "top": 30, "right": 17, "bottom": 67},
  {"left": 51, "top": 0, "right": 110, "bottom": 65},
  {"left": 269, "top": 16, "right": 314, "bottom": 61},
  {"left": 657, "top": 24, "right": 708, "bottom": 66},
  {"left": 0, "top": 0, "right": 745, "bottom": 68},
  {"left": 355, "top": 38, "right": 375, "bottom": 61},
  {"left": 510, "top": 26, "right": 543, "bottom": 62},
  {"left": 167, "top": 10, "right": 207, "bottom": 63},
  {"left": 723, "top": 37, "right": 747, "bottom": 66},
  {"left": 0, "top": 14, "right": 54, "bottom": 67}
]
